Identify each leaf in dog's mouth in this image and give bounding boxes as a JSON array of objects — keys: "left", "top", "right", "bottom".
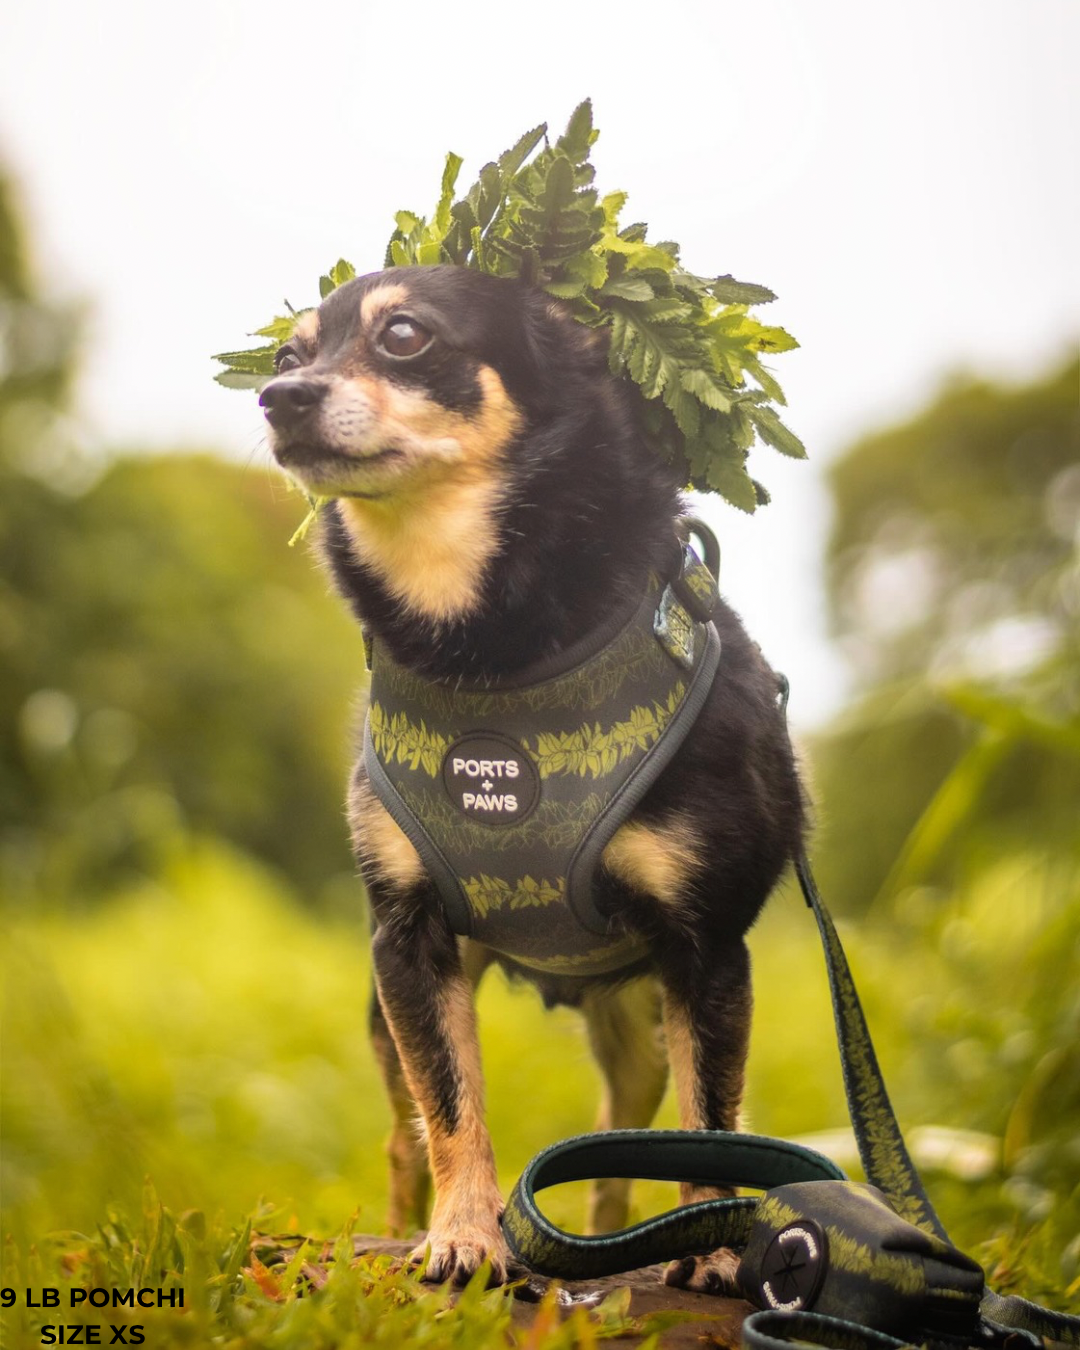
[{"left": 288, "top": 494, "right": 328, "bottom": 548}]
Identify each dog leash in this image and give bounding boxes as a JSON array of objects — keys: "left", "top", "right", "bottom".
[{"left": 501, "top": 678, "right": 1080, "bottom": 1348}]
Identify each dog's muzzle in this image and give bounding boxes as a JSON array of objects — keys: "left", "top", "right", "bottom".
[{"left": 259, "top": 377, "right": 327, "bottom": 428}]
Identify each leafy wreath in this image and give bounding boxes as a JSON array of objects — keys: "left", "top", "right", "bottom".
[{"left": 214, "top": 100, "right": 805, "bottom": 520}]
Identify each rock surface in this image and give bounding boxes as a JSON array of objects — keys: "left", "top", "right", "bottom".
[{"left": 252, "top": 1232, "right": 753, "bottom": 1349}]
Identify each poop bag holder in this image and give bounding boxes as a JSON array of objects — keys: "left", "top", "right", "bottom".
[{"left": 735, "top": 1180, "right": 985, "bottom": 1344}]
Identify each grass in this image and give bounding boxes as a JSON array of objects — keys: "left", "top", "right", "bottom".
[{"left": 2, "top": 837, "right": 1077, "bottom": 1345}]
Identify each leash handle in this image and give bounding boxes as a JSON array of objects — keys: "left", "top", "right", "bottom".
[{"left": 502, "top": 1129, "right": 844, "bottom": 1280}]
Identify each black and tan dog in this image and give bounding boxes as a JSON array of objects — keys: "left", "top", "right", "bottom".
[{"left": 258, "top": 266, "right": 805, "bottom": 1293}]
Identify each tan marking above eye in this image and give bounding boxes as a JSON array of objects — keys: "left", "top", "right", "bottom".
[
  {"left": 360, "top": 284, "right": 410, "bottom": 331},
  {"left": 293, "top": 309, "right": 320, "bottom": 347}
]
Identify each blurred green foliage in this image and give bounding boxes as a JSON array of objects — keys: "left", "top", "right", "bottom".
[
  {"left": 0, "top": 172, "right": 366, "bottom": 907},
  {"left": 810, "top": 358, "right": 1080, "bottom": 912}
]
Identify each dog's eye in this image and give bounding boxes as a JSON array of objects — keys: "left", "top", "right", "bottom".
[
  {"left": 379, "top": 316, "right": 432, "bottom": 359},
  {"left": 274, "top": 348, "right": 302, "bottom": 373}
]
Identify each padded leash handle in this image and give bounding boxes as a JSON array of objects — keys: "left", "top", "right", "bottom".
[{"left": 502, "top": 1129, "right": 844, "bottom": 1281}]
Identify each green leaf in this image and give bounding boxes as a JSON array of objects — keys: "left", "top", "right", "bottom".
[
  {"left": 743, "top": 352, "right": 787, "bottom": 404},
  {"left": 497, "top": 122, "right": 546, "bottom": 178},
  {"left": 746, "top": 404, "right": 808, "bottom": 458},
  {"left": 330, "top": 258, "right": 356, "bottom": 288},
  {"left": 681, "top": 366, "right": 733, "bottom": 412},
  {"left": 600, "top": 275, "right": 654, "bottom": 301},
  {"left": 543, "top": 277, "right": 589, "bottom": 298},
  {"left": 212, "top": 345, "right": 278, "bottom": 375},
  {"left": 213, "top": 369, "right": 269, "bottom": 391},
  {"left": 434, "top": 151, "right": 464, "bottom": 236},
  {"left": 555, "top": 98, "right": 595, "bottom": 163},
  {"left": 253, "top": 314, "right": 299, "bottom": 342},
  {"left": 711, "top": 274, "right": 778, "bottom": 305},
  {"left": 601, "top": 190, "right": 627, "bottom": 225},
  {"left": 394, "top": 209, "right": 422, "bottom": 235},
  {"left": 564, "top": 249, "right": 608, "bottom": 289},
  {"left": 705, "top": 454, "right": 759, "bottom": 512},
  {"left": 749, "top": 323, "right": 798, "bottom": 354}
]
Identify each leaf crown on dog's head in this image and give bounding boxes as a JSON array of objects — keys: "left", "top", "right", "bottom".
[{"left": 214, "top": 100, "right": 805, "bottom": 514}]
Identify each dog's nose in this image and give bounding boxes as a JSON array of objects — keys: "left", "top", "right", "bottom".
[{"left": 259, "top": 378, "right": 327, "bottom": 425}]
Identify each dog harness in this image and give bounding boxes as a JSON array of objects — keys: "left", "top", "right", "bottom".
[{"left": 363, "top": 529, "right": 722, "bottom": 978}]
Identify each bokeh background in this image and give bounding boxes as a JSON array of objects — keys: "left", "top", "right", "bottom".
[{"left": 1, "top": 0, "right": 1078, "bottom": 1318}]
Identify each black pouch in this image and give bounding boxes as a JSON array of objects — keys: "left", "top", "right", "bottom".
[{"left": 736, "top": 1180, "right": 985, "bottom": 1344}]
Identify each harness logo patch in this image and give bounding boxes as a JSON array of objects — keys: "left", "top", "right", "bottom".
[{"left": 442, "top": 734, "right": 539, "bottom": 825}]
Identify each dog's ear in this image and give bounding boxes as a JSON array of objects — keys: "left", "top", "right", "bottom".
[{"left": 509, "top": 290, "right": 611, "bottom": 417}]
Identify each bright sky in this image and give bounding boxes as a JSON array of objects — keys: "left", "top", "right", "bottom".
[{"left": 1, "top": 0, "right": 1076, "bottom": 726}]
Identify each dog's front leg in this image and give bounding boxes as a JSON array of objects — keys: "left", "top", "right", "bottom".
[
  {"left": 660, "top": 938, "right": 753, "bottom": 1295},
  {"left": 370, "top": 908, "right": 509, "bottom": 1284}
]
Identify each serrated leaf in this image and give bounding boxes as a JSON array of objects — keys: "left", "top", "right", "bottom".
[
  {"left": 600, "top": 231, "right": 677, "bottom": 272},
  {"left": 395, "top": 209, "right": 423, "bottom": 235},
  {"left": 564, "top": 249, "right": 608, "bottom": 289},
  {"left": 749, "top": 323, "right": 798, "bottom": 354},
  {"left": 536, "top": 154, "right": 576, "bottom": 217},
  {"left": 434, "top": 151, "right": 464, "bottom": 235},
  {"left": 681, "top": 367, "right": 732, "bottom": 412},
  {"left": 212, "top": 345, "right": 278, "bottom": 375},
  {"left": 711, "top": 274, "right": 778, "bottom": 305},
  {"left": 253, "top": 314, "right": 298, "bottom": 342},
  {"left": 731, "top": 404, "right": 755, "bottom": 451},
  {"left": 214, "top": 369, "right": 269, "bottom": 391},
  {"left": 601, "top": 191, "right": 627, "bottom": 225},
  {"left": 328, "top": 258, "right": 355, "bottom": 289},
  {"left": 390, "top": 239, "right": 413, "bottom": 267},
  {"left": 556, "top": 98, "right": 595, "bottom": 163},
  {"left": 600, "top": 275, "right": 654, "bottom": 301},
  {"left": 543, "top": 277, "right": 589, "bottom": 298},
  {"left": 746, "top": 404, "right": 807, "bottom": 458},
  {"left": 663, "top": 383, "right": 700, "bottom": 437},
  {"left": 705, "top": 455, "right": 759, "bottom": 512},
  {"left": 498, "top": 122, "right": 546, "bottom": 178},
  {"left": 743, "top": 352, "right": 786, "bottom": 404}
]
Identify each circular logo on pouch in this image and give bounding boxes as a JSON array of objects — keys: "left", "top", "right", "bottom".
[
  {"left": 441, "top": 734, "right": 539, "bottom": 825},
  {"left": 758, "top": 1220, "right": 829, "bottom": 1312}
]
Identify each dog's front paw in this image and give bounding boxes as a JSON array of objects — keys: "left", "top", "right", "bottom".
[
  {"left": 663, "top": 1247, "right": 741, "bottom": 1296},
  {"left": 411, "top": 1222, "right": 511, "bottom": 1286}
]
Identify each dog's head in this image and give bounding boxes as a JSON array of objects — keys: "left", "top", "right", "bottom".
[{"left": 259, "top": 266, "right": 608, "bottom": 503}]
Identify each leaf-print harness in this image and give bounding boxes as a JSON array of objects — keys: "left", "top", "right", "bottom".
[{"left": 363, "top": 538, "right": 721, "bottom": 978}]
